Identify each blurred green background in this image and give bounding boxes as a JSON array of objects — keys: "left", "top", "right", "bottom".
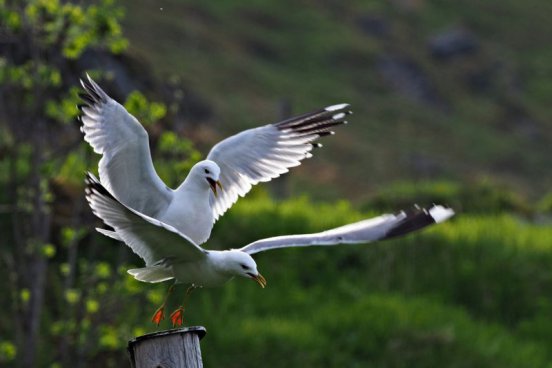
[{"left": 1, "top": 0, "right": 552, "bottom": 367}]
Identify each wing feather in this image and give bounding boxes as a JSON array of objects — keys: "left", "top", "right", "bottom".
[
  {"left": 79, "top": 75, "right": 172, "bottom": 216},
  {"left": 85, "top": 173, "right": 206, "bottom": 266},
  {"left": 207, "top": 103, "right": 352, "bottom": 221},
  {"left": 239, "top": 205, "right": 454, "bottom": 255}
]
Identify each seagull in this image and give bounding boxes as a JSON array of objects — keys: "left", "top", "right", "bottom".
[
  {"left": 84, "top": 173, "right": 454, "bottom": 327},
  {"left": 78, "top": 75, "right": 351, "bottom": 244}
]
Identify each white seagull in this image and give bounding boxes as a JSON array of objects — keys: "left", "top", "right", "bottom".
[
  {"left": 78, "top": 75, "right": 351, "bottom": 244},
  {"left": 85, "top": 173, "right": 454, "bottom": 327}
]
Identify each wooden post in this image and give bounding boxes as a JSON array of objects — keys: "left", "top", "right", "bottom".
[{"left": 128, "top": 326, "right": 207, "bottom": 368}]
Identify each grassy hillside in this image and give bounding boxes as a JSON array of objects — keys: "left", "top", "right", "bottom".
[{"left": 118, "top": 0, "right": 552, "bottom": 201}]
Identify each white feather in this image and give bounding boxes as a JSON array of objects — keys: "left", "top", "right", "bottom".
[
  {"left": 80, "top": 75, "right": 351, "bottom": 243},
  {"left": 86, "top": 175, "right": 454, "bottom": 287}
]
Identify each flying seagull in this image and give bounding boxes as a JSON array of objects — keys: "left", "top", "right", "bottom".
[
  {"left": 85, "top": 173, "right": 454, "bottom": 327},
  {"left": 78, "top": 75, "right": 351, "bottom": 244}
]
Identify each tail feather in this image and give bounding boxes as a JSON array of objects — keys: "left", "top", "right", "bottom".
[{"left": 127, "top": 266, "right": 174, "bottom": 283}]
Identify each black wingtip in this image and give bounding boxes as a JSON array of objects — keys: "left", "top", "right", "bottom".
[
  {"left": 77, "top": 74, "right": 110, "bottom": 128},
  {"left": 78, "top": 92, "right": 95, "bottom": 105},
  {"left": 294, "top": 120, "right": 344, "bottom": 134},
  {"left": 316, "top": 131, "right": 334, "bottom": 137},
  {"left": 84, "top": 172, "right": 115, "bottom": 200},
  {"left": 384, "top": 206, "right": 438, "bottom": 239},
  {"left": 275, "top": 103, "right": 352, "bottom": 132},
  {"left": 79, "top": 73, "right": 107, "bottom": 105}
]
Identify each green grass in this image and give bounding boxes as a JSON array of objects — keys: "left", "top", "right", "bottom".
[
  {"left": 96, "top": 195, "right": 552, "bottom": 367},
  {"left": 7, "top": 192, "right": 552, "bottom": 367},
  {"left": 117, "top": 0, "right": 552, "bottom": 199},
  {"left": 198, "top": 294, "right": 551, "bottom": 368},
  {"left": 128, "top": 195, "right": 552, "bottom": 367}
]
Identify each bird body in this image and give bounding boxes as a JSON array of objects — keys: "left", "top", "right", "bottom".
[
  {"left": 129, "top": 251, "right": 245, "bottom": 287},
  {"left": 154, "top": 161, "right": 221, "bottom": 244},
  {"left": 79, "top": 75, "right": 351, "bottom": 244},
  {"left": 85, "top": 172, "right": 452, "bottom": 326},
  {"left": 156, "top": 191, "right": 213, "bottom": 245},
  {"left": 85, "top": 173, "right": 453, "bottom": 288},
  {"left": 80, "top": 75, "right": 455, "bottom": 327},
  {"left": 170, "top": 254, "right": 228, "bottom": 287},
  {"left": 169, "top": 250, "right": 258, "bottom": 287}
]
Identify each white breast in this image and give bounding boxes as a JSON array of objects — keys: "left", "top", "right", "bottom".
[
  {"left": 158, "top": 190, "right": 214, "bottom": 244},
  {"left": 172, "top": 258, "right": 232, "bottom": 287}
]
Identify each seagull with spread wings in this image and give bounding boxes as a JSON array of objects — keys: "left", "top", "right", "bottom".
[
  {"left": 85, "top": 173, "right": 454, "bottom": 327},
  {"left": 78, "top": 75, "right": 351, "bottom": 244}
]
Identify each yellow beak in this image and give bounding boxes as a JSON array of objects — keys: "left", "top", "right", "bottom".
[
  {"left": 207, "top": 179, "right": 223, "bottom": 197},
  {"left": 252, "top": 273, "right": 267, "bottom": 288}
]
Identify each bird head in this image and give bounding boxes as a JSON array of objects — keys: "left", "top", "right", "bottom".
[
  {"left": 226, "top": 250, "right": 266, "bottom": 288},
  {"left": 191, "top": 160, "right": 223, "bottom": 196}
]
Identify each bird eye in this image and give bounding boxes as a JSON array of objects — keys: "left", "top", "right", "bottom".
[
  {"left": 240, "top": 264, "right": 248, "bottom": 270},
  {"left": 204, "top": 169, "right": 210, "bottom": 174}
]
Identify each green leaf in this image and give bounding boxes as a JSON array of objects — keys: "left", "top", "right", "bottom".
[
  {"left": 86, "top": 299, "right": 99, "bottom": 314},
  {"left": 99, "top": 326, "right": 120, "bottom": 350},
  {"left": 0, "top": 341, "right": 17, "bottom": 363},
  {"left": 94, "top": 262, "right": 112, "bottom": 279},
  {"left": 65, "top": 289, "right": 80, "bottom": 304},
  {"left": 59, "top": 263, "right": 70, "bottom": 276},
  {"left": 55, "top": 151, "right": 87, "bottom": 183},
  {"left": 109, "top": 37, "right": 128, "bottom": 54},
  {"left": 20, "top": 289, "right": 30, "bottom": 304},
  {"left": 6, "top": 11, "right": 21, "bottom": 30},
  {"left": 147, "top": 289, "right": 163, "bottom": 305},
  {"left": 41, "top": 243, "right": 56, "bottom": 258},
  {"left": 124, "top": 91, "right": 166, "bottom": 127}
]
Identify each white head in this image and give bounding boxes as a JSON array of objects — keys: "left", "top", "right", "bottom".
[
  {"left": 222, "top": 250, "right": 267, "bottom": 288},
  {"left": 189, "top": 160, "right": 223, "bottom": 196}
]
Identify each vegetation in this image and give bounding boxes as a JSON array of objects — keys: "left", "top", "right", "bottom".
[
  {"left": 1, "top": 0, "right": 551, "bottom": 367},
  {"left": 119, "top": 0, "right": 552, "bottom": 199}
]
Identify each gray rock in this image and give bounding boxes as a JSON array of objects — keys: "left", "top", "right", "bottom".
[
  {"left": 429, "top": 28, "right": 479, "bottom": 61},
  {"left": 376, "top": 54, "right": 444, "bottom": 108}
]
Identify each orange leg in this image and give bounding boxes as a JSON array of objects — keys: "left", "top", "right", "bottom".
[
  {"left": 151, "top": 283, "right": 175, "bottom": 326},
  {"left": 169, "top": 285, "right": 197, "bottom": 327}
]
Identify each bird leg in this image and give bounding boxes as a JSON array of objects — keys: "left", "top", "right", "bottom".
[
  {"left": 169, "top": 285, "right": 197, "bottom": 327},
  {"left": 151, "top": 283, "right": 175, "bottom": 326},
  {"left": 169, "top": 306, "right": 184, "bottom": 327}
]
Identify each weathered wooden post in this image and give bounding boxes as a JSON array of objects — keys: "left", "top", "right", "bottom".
[{"left": 128, "top": 327, "right": 207, "bottom": 368}]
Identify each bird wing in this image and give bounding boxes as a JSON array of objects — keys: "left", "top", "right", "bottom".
[
  {"left": 206, "top": 103, "right": 351, "bottom": 221},
  {"left": 85, "top": 173, "right": 207, "bottom": 266},
  {"left": 79, "top": 74, "right": 172, "bottom": 216},
  {"left": 239, "top": 205, "right": 454, "bottom": 255}
]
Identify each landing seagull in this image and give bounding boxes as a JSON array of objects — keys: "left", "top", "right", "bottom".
[
  {"left": 78, "top": 75, "right": 351, "bottom": 244},
  {"left": 85, "top": 173, "right": 454, "bottom": 327}
]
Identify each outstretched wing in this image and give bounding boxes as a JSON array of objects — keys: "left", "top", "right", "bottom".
[
  {"left": 79, "top": 75, "right": 172, "bottom": 216},
  {"left": 239, "top": 205, "right": 454, "bottom": 255},
  {"left": 85, "top": 173, "right": 207, "bottom": 266},
  {"left": 207, "top": 103, "right": 351, "bottom": 221}
]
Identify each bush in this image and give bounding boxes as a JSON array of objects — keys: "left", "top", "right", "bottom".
[
  {"left": 199, "top": 196, "right": 552, "bottom": 363},
  {"left": 362, "top": 180, "right": 531, "bottom": 215},
  {"left": 537, "top": 191, "right": 552, "bottom": 214},
  {"left": 198, "top": 294, "right": 550, "bottom": 367}
]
